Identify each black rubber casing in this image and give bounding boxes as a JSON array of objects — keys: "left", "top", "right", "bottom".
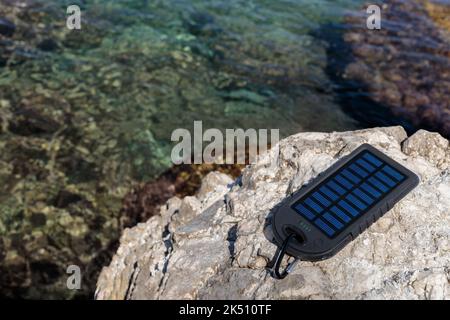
[{"left": 272, "top": 144, "right": 419, "bottom": 262}]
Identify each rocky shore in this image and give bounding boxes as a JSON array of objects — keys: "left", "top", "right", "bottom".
[{"left": 96, "top": 126, "right": 450, "bottom": 300}]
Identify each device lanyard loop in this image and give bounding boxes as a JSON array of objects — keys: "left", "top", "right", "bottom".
[{"left": 267, "top": 233, "right": 300, "bottom": 279}]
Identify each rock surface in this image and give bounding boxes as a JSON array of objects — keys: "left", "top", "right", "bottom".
[{"left": 96, "top": 126, "right": 450, "bottom": 300}]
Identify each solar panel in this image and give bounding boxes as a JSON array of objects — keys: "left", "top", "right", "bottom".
[
  {"left": 292, "top": 150, "right": 406, "bottom": 238},
  {"left": 271, "top": 144, "right": 419, "bottom": 268}
]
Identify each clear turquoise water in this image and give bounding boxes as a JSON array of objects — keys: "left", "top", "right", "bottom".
[{"left": 3, "top": 0, "right": 367, "bottom": 180}]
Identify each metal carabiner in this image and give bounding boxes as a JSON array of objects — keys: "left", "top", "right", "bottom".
[{"left": 267, "top": 233, "right": 299, "bottom": 279}]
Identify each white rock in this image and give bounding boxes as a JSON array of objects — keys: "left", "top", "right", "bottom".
[{"left": 96, "top": 127, "right": 450, "bottom": 300}]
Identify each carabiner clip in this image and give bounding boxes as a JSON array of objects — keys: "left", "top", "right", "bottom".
[{"left": 267, "top": 233, "right": 299, "bottom": 279}]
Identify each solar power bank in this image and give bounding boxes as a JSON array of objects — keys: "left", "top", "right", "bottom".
[{"left": 269, "top": 144, "right": 419, "bottom": 278}]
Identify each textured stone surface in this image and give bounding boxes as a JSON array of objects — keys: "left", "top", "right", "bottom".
[{"left": 96, "top": 127, "right": 450, "bottom": 300}]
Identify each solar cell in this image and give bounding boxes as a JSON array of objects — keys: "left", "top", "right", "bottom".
[
  {"left": 327, "top": 180, "right": 346, "bottom": 195},
  {"left": 368, "top": 176, "right": 389, "bottom": 192},
  {"left": 335, "top": 175, "right": 353, "bottom": 189},
  {"left": 353, "top": 188, "right": 374, "bottom": 205},
  {"left": 304, "top": 198, "right": 323, "bottom": 213},
  {"left": 383, "top": 165, "right": 404, "bottom": 181},
  {"left": 319, "top": 185, "right": 339, "bottom": 201},
  {"left": 323, "top": 212, "right": 344, "bottom": 229},
  {"left": 314, "top": 218, "right": 335, "bottom": 236},
  {"left": 349, "top": 163, "right": 369, "bottom": 178},
  {"left": 342, "top": 169, "right": 361, "bottom": 183},
  {"left": 356, "top": 158, "right": 375, "bottom": 172},
  {"left": 360, "top": 182, "right": 381, "bottom": 198},
  {"left": 295, "top": 204, "right": 315, "bottom": 220},
  {"left": 330, "top": 206, "right": 351, "bottom": 222},
  {"left": 363, "top": 153, "right": 383, "bottom": 167},
  {"left": 312, "top": 192, "right": 331, "bottom": 207}
]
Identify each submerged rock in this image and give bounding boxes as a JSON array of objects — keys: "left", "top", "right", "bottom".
[
  {"left": 36, "top": 39, "right": 59, "bottom": 52},
  {"left": 0, "top": 18, "right": 15, "bottom": 37},
  {"left": 342, "top": 0, "right": 450, "bottom": 138},
  {"left": 96, "top": 126, "right": 450, "bottom": 300}
]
